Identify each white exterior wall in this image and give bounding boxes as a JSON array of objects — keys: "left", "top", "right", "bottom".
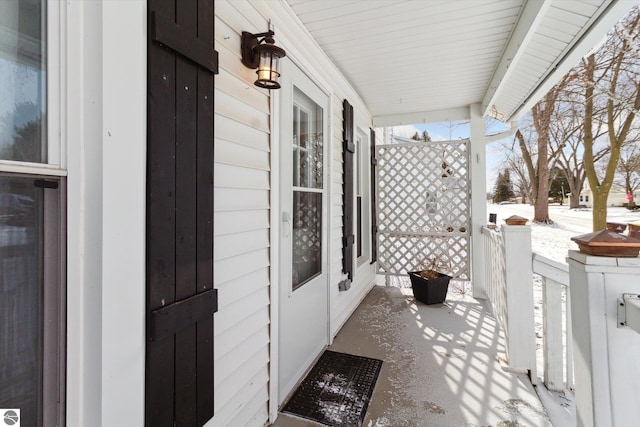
[
  {"left": 329, "top": 101, "right": 377, "bottom": 339},
  {"left": 213, "top": 1, "right": 376, "bottom": 425},
  {"left": 59, "top": 1, "right": 377, "bottom": 425},
  {"left": 47, "top": 1, "right": 636, "bottom": 426},
  {"left": 212, "top": 2, "right": 271, "bottom": 425}
]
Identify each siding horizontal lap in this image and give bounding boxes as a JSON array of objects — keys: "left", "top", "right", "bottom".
[
  {"left": 215, "top": 327, "right": 269, "bottom": 387},
  {"left": 215, "top": 90, "right": 269, "bottom": 131},
  {"left": 214, "top": 287, "right": 269, "bottom": 334},
  {"left": 213, "top": 248, "right": 270, "bottom": 284},
  {"left": 214, "top": 309, "right": 270, "bottom": 357},
  {"left": 215, "top": 268, "right": 270, "bottom": 309},
  {"left": 215, "top": 210, "right": 270, "bottom": 235},
  {"left": 215, "top": 163, "right": 269, "bottom": 190},
  {"left": 214, "top": 188, "right": 269, "bottom": 212},
  {"left": 216, "top": 115, "right": 270, "bottom": 151},
  {"left": 214, "top": 355, "right": 269, "bottom": 413},
  {"left": 214, "top": 229, "right": 269, "bottom": 261},
  {"left": 215, "top": 139, "right": 270, "bottom": 171}
]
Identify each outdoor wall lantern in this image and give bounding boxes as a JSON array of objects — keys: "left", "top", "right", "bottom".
[{"left": 241, "top": 29, "right": 286, "bottom": 89}]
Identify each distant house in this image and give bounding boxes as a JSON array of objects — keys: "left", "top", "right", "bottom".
[{"left": 579, "top": 184, "right": 638, "bottom": 207}]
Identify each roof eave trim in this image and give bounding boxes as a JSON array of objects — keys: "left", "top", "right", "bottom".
[
  {"left": 372, "top": 107, "right": 470, "bottom": 128},
  {"left": 506, "top": 0, "right": 635, "bottom": 122},
  {"left": 481, "top": 0, "right": 552, "bottom": 118}
]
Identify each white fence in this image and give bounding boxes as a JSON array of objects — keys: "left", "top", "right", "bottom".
[
  {"left": 376, "top": 140, "right": 471, "bottom": 279},
  {"left": 482, "top": 227, "right": 507, "bottom": 340},
  {"left": 481, "top": 225, "right": 536, "bottom": 377},
  {"left": 532, "top": 253, "right": 574, "bottom": 391},
  {"left": 483, "top": 224, "right": 640, "bottom": 426},
  {"left": 482, "top": 225, "right": 574, "bottom": 391}
]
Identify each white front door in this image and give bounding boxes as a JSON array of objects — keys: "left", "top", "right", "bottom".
[{"left": 278, "top": 59, "right": 329, "bottom": 404}]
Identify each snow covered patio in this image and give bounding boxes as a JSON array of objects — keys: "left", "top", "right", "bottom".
[{"left": 273, "top": 284, "right": 552, "bottom": 427}]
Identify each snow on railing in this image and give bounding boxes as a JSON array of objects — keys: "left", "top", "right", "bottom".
[{"left": 532, "top": 253, "right": 574, "bottom": 391}]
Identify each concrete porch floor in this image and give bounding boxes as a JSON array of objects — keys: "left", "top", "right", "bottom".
[{"left": 273, "top": 284, "right": 552, "bottom": 427}]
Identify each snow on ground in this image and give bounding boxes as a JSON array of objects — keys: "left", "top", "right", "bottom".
[
  {"left": 487, "top": 203, "right": 640, "bottom": 262},
  {"left": 385, "top": 202, "right": 640, "bottom": 426},
  {"left": 487, "top": 203, "right": 580, "bottom": 262},
  {"left": 486, "top": 202, "right": 640, "bottom": 427}
]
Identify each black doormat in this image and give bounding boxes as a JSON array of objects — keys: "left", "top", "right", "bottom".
[{"left": 282, "top": 350, "right": 383, "bottom": 427}]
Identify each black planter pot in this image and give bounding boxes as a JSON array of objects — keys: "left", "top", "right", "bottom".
[{"left": 407, "top": 271, "right": 452, "bottom": 305}]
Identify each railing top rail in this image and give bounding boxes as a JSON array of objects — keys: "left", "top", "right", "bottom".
[
  {"left": 481, "top": 226, "right": 500, "bottom": 235},
  {"left": 532, "top": 252, "right": 570, "bottom": 286},
  {"left": 377, "top": 138, "right": 470, "bottom": 148}
]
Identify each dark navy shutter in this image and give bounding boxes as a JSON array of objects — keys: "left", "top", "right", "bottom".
[
  {"left": 146, "top": 0, "right": 217, "bottom": 426},
  {"left": 342, "top": 100, "right": 355, "bottom": 280},
  {"left": 370, "top": 128, "right": 377, "bottom": 263}
]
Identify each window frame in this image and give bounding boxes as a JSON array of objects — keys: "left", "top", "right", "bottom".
[
  {"left": 355, "top": 127, "right": 370, "bottom": 266},
  {"left": 0, "top": 0, "right": 67, "bottom": 425}
]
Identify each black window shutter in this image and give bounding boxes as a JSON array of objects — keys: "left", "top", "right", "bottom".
[
  {"left": 146, "top": 1, "right": 217, "bottom": 426},
  {"left": 370, "top": 128, "right": 377, "bottom": 263},
  {"left": 342, "top": 100, "right": 355, "bottom": 280}
]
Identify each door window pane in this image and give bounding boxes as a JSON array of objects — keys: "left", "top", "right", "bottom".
[
  {"left": 0, "top": 176, "right": 44, "bottom": 427},
  {"left": 292, "top": 87, "right": 322, "bottom": 189},
  {"left": 292, "top": 191, "right": 322, "bottom": 290},
  {"left": 0, "top": 0, "right": 47, "bottom": 163},
  {"left": 291, "top": 84, "right": 324, "bottom": 291}
]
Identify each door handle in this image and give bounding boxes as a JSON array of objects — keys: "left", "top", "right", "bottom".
[{"left": 282, "top": 211, "right": 291, "bottom": 238}]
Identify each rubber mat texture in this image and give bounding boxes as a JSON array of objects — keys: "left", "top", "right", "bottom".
[{"left": 282, "top": 350, "right": 383, "bottom": 427}]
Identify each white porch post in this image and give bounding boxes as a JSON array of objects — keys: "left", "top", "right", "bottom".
[
  {"left": 502, "top": 225, "right": 536, "bottom": 375},
  {"left": 469, "top": 104, "right": 487, "bottom": 298},
  {"left": 568, "top": 251, "right": 640, "bottom": 427},
  {"left": 66, "top": 2, "right": 146, "bottom": 425}
]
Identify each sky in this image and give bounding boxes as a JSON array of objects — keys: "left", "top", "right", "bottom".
[{"left": 390, "top": 120, "right": 512, "bottom": 192}]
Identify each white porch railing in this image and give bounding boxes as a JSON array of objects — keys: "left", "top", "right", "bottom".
[
  {"left": 483, "top": 224, "right": 640, "bottom": 426},
  {"left": 482, "top": 225, "right": 574, "bottom": 391},
  {"left": 482, "top": 227, "right": 507, "bottom": 339},
  {"left": 532, "top": 253, "right": 574, "bottom": 391},
  {"left": 481, "top": 225, "right": 536, "bottom": 379}
]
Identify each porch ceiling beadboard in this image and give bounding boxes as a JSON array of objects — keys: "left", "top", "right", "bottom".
[{"left": 284, "top": 0, "right": 635, "bottom": 125}]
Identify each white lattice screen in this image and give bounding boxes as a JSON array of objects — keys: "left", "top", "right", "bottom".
[{"left": 376, "top": 140, "right": 471, "bottom": 279}]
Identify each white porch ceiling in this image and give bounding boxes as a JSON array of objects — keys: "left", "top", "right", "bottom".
[{"left": 284, "top": 0, "right": 635, "bottom": 126}]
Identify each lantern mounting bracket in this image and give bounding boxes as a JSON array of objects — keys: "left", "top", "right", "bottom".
[{"left": 241, "top": 30, "right": 275, "bottom": 69}]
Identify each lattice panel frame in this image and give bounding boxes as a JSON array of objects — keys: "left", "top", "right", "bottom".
[{"left": 376, "top": 140, "right": 471, "bottom": 279}]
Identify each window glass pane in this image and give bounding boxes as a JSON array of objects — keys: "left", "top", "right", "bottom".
[
  {"left": 292, "top": 191, "right": 322, "bottom": 290},
  {"left": 0, "top": 0, "right": 47, "bottom": 163},
  {"left": 293, "top": 87, "right": 322, "bottom": 189},
  {"left": 356, "top": 136, "right": 362, "bottom": 195},
  {"left": 292, "top": 106, "right": 299, "bottom": 187},
  {"left": 0, "top": 176, "right": 44, "bottom": 427},
  {"left": 357, "top": 196, "right": 362, "bottom": 257},
  {"left": 356, "top": 135, "right": 363, "bottom": 257}
]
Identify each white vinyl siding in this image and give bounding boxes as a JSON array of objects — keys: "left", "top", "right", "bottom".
[
  {"left": 329, "top": 97, "right": 376, "bottom": 337},
  {"left": 212, "top": 1, "right": 377, "bottom": 425},
  {"left": 212, "top": 2, "right": 272, "bottom": 425}
]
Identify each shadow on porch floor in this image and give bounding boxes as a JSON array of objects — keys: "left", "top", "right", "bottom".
[{"left": 273, "top": 284, "right": 551, "bottom": 427}]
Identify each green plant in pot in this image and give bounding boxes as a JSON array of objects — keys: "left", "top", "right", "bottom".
[{"left": 407, "top": 256, "right": 452, "bottom": 305}]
